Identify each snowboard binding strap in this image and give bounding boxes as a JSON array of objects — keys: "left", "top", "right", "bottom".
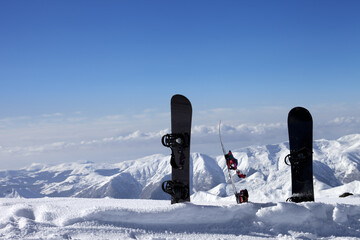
[
  {"left": 285, "top": 147, "right": 313, "bottom": 183},
  {"left": 284, "top": 147, "right": 312, "bottom": 166},
  {"left": 236, "top": 169, "right": 246, "bottom": 178},
  {"left": 162, "top": 180, "right": 189, "bottom": 202},
  {"left": 162, "top": 133, "right": 190, "bottom": 169}
]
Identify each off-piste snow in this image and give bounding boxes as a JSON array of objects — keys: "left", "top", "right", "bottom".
[{"left": 0, "top": 134, "right": 359, "bottom": 239}]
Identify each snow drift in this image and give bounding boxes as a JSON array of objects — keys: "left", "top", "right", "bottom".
[{"left": 0, "top": 197, "right": 359, "bottom": 239}]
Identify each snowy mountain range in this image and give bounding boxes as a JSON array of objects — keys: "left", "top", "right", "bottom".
[{"left": 1, "top": 134, "right": 359, "bottom": 202}]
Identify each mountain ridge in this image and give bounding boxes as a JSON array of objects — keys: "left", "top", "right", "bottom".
[{"left": 1, "top": 134, "right": 359, "bottom": 201}]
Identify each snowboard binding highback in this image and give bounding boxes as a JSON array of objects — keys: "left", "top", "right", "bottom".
[
  {"left": 162, "top": 180, "right": 189, "bottom": 203},
  {"left": 162, "top": 133, "right": 190, "bottom": 170}
]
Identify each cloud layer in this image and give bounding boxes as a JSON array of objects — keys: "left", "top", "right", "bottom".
[{"left": 0, "top": 105, "right": 360, "bottom": 170}]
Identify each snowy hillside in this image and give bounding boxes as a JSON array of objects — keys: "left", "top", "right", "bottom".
[
  {"left": 1, "top": 134, "right": 359, "bottom": 202},
  {"left": 0, "top": 196, "right": 359, "bottom": 239},
  {"left": 0, "top": 134, "right": 360, "bottom": 239}
]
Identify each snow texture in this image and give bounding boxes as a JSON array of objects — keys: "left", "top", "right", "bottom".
[
  {"left": 0, "top": 197, "right": 359, "bottom": 239},
  {"left": 0, "top": 134, "right": 359, "bottom": 239}
]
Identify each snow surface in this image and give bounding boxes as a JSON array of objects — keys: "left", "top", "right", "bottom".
[
  {"left": 0, "top": 197, "right": 359, "bottom": 239},
  {"left": 0, "top": 134, "right": 359, "bottom": 239}
]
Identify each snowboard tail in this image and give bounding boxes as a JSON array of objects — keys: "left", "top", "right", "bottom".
[
  {"left": 161, "top": 95, "right": 192, "bottom": 204},
  {"left": 286, "top": 107, "right": 314, "bottom": 203}
]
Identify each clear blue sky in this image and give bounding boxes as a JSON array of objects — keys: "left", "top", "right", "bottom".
[
  {"left": 1, "top": 0, "right": 360, "bottom": 117},
  {"left": 1, "top": 1, "right": 360, "bottom": 169}
]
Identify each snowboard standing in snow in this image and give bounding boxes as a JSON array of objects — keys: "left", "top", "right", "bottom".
[
  {"left": 161, "top": 94, "right": 192, "bottom": 204},
  {"left": 218, "top": 121, "right": 248, "bottom": 204},
  {"left": 285, "top": 107, "right": 314, "bottom": 202}
]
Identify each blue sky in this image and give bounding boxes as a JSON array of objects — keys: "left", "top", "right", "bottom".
[{"left": 1, "top": 1, "right": 360, "bottom": 169}]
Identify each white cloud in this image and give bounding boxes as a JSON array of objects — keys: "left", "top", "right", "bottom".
[
  {"left": 41, "top": 113, "right": 63, "bottom": 118},
  {"left": 1, "top": 104, "right": 360, "bottom": 170},
  {"left": 328, "top": 116, "right": 360, "bottom": 125}
]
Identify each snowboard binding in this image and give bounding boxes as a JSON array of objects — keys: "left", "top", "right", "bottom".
[
  {"left": 284, "top": 147, "right": 313, "bottom": 181},
  {"left": 225, "top": 152, "right": 246, "bottom": 178},
  {"left": 162, "top": 180, "right": 189, "bottom": 203},
  {"left": 162, "top": 133, "right": 190, "bottom": 169},
  {"left": 284, "top": 147, "right": 312, "bottom": 166},
  {"left": 236, "top": 189, "right": 249, "bottom": 204},
  {"left": 225, "top": 151, "right": 238, "bottom": 170}
]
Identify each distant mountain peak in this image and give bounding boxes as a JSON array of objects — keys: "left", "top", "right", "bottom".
[{"left": 1, "top": 134, "right": 359, "bottom": 201}]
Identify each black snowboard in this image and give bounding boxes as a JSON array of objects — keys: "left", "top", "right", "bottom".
[
  {"left": 161, "top": 94, "right": 192, "bottom": 204},
  {"left": 286, "top": 107, "right": 314, "bottom": 202}
]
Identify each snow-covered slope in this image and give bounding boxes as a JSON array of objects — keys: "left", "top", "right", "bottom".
[
  {"left": 0, "top": 134, "right": 360, "bottom": 239},
  {"left": 0, "top": 153, "right": 227, "bottom": 200},
  {"left": 1, "top": 134, "right": 360, "bottom": 202},
  {"left": 0, "top": 196, "right": 359, "bottom": 239}
]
